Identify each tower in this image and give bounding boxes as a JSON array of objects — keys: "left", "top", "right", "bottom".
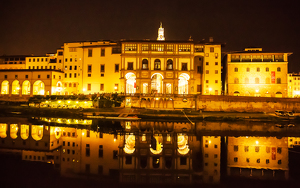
[{"left": 157, "top": 22, "right": 165, "bottom": 41}]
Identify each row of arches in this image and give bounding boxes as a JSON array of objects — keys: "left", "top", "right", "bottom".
[
  {"left": 141, "top": 59, "right": 174, "bottom": 70},
  {"left": 125, "top": 72, "right": 190, "bottom": 94},
  {"left": 0, "top": 124, "right": 61, "bottom": 140},
  {"left": 1, "top": 80, "right": 45, "bottom": 95}
]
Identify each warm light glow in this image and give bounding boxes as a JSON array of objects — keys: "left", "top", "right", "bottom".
[
  {"left": 209, "top": 88, "right": 212, "bottom": 91},
  {"left": 83, "top": 88, "right": 86, "bottom": 92},
  {"left": 256, "top": 141, "right": 259, "bottom": 144},
  {"left": 209, "top": 140, "right": 211, "bottom": 144},
  {"left": 256, "top": 89, "right": 259, "bottom": 93}
]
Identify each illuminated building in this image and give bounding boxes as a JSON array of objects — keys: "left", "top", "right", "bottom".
[
  {"left": 288, "top": 137, "right": 300, "bottom": 148},
  {"left": 225, "top": 48, "right": 292, "bottom": 97},
  {"left": 120, "top": 36, "right": 222, "bottom": 95},
  {"left": 0, "top": 24, "right": 222, "bottom": 99},
  {"left": 287, "top": 73, "right": 300, "bottom": 97},
  {"left": 227, "top": 136, "right": 289, "bottom": 180},
  {"left": 0, "top": 55, "right": 27, "bottom": 69},
  {"left": 60, "top": 41, "right": 121, "bottom": 95}
]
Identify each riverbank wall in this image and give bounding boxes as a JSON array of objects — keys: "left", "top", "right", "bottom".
[{"left": 127, "top": 95, "right": 300, "bottom": 113}]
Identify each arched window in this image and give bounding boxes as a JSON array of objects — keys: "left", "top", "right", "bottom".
[
  {"left": 234, "top": 67, "right": 238, "bottom": 72},
  {"left": 277, "top": 78, "right": 281, "bottom": 84},
  {"left": 69, "top": 83, "right": 72, "bottom": 87},
  {"left": 266, "top": 67, "right": 269, "bottom": 72},
  {"left": 245, "top": 78, "right": 249, "bottom": 84},
  {"left": 255, "top": 77, "right": 259, "bottom": 84},
  {"left": 277, "top": 67, "right": 281, "bottom": 72},
  {"left": 73, "top": 83, "right": 76, "bottom": 87},
  {"left": 246, "top": 67, "right": 250, "bottom": 72},
  {"left": 166, "top": 59, "right": 173, "bottom": 70},
  {"left": 142, "top": 59, "right": 148, "bottom": 70},
  {"left": 154, "top": 59, "right": 161, "bottom": 70},
  {"left": 234, "top": 78, "right": 239, "bottom": 84}
]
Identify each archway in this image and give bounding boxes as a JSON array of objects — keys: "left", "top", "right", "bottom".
[
  {"left": 22, "top": 80, "right": 31, "bottom": 95},
  {"left": 32, "top": 125, "right": 43, "bottom": 141},
  {"left": 55, "top": 81, "right": 63, "bottom": 95},
  {"left": 125, "top": 73, "right": 136, "bottom": 94},
  {"left": 12, "top": 80, "right": 20, "bottom": 95},
  {"left": 21, "top": 124, "right": 29, "bottom": 140},
  {"left": 166, "top": 83, "right": 172, "bottom": 94},
  {"left": 151, "top": 73, "right": 163, "bottom": 94},
  {"left": 275, "top": 92, "right": 283, "bottom": 98},
  {"left": 1, "top": 81, "right": 9, "bottom": 94},
  {"left": 178, "top": 73, "right": 190, "bottom": 94},
  {"left": 10, "top": 124, "right": 18, "bottom": 139},
  {"left": 150, "top": 135, "right": 163, "bottom": 154},
  {"left": 124, "top": 135, "right": 135, "bottom": 154},
  {"left": 0, "top": 124, "right": 7, "bottom": 138},
  {"left": 142, "top": 83, "right": 148, "bottom": 93},
  {"left": 233, "top": 91, "right": 240, "bottom": 96},
  {"left": 33, "top": 80, "right": 45, "bottom": 95},
  {"left": 177, "top": 134, "right": 189, "bottom": 155}
]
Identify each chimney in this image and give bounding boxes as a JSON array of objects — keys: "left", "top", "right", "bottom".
[{"left": 209, "top": 37, "right": 214, "bottom": 42}]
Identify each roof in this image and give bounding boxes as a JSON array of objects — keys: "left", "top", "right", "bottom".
[
  {"left": 120, "top": 39, "right": 225, "bottom": 45},
  {"left": 227, "top": 50, "right": 293, "bottom": 55},
  {"left": 0, "top": 69, "right": 64, "bottom": 73}
]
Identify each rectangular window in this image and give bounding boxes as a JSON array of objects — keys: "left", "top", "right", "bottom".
[
  {"left": 86, "top": 148, "right": 90, "bottom": 157},
  {"left": 100, "top": 84, "right": 104, "bottom": 91},
  {"left": 166, "top": 44, "right": 174, "bottom": 51},
  {"left": 58, "top": 51, "right": 63, "bottom": 55},
  {"left": 99, "top": 145, "right": 103, "bottom": 158},
  {"left": 180, "top": 157, "right": 187, "bottom": 165},
  {"left": 74, "top": 73, "right": 77, "bottom": 78},
  {"left": 178, "top": 45, "right": 191, "bottom": 52},
  {"left": 151, "top": 44, "right": 164, "bottom": 51},
  {"left": 205, "top": 70, "right": 209, "bottom": 74},
  {"left": 101, "top": 48, "right": 105, "bottom": 56},
  {"left": 69, "top": 66, "right": 72, "bottom": 70},
  {"left": 88, "top": 84, "right": 91, "bottom": 91},
  {"left": 65, "top": 73, "right": 67, "bottom": 78},
  {"left": 127, "top": 62, "right": 133, "bottom": 70},
  {"left": 29, "top": 59, "right": 31, "bottom": 62},
  {"left": 197, "top": 85, "right": 201, "bottom": 92},
  {"left": 141, "top": 44, "right": 149, "bottom": 51},
  {"left": 65, "top": 58, "right": 67, "bottom": 62},
  {"left": 88, "top": 65, "right": 92, "bottom": 73},
  {"left": 101, "top": 65, "right": 105, "bottom": 72},
  {"left": 88, "top": 49, "right": 93, "bottom": 57},
  {"left": 181, "top": 63, "right": 187, "bottom": 71},
  {"left": 234, "top": 145, "right": 238, "bottom": 151},
  {"left": 4, "top": 75, "right": 7, "bottom": 79},
  {"left": 26, "top": 75, "right": 28, "bottom": 79},
  {"left": 210, "top": 47, "right": 214, "bottom": 52},
  {"left": 215, "top": 70, "right": 218, "bottom": 74},
  {"left": 244, "top": 146, "right": 249, "bottom": 152},
  {"left": 69, "top": 73, "right": 72, "bottom": 78},
  {"left": 70, "top": 58, "right": 72, "bottom": 62},
  {"left": 125, "top": 156, "right": 132, "bottom": 164},
  {"left": 125, "top": 44, "right": 137, "bottom": 51},
  {"left": 194, "top": 45, "right": 204, "bottom": 52},
  {"left": 115, "top": 64, "right": 119, "bottom": 72},
  {"left": 74, "top": 65, "right": 77, "bottom": 70},
  {"left": 41, "top": 58, "right": 43, "bottom": 62},
  {"left": 215, "top": 53, "right": 218, "bottom": 59},
  {"left": 113, "top": 150, "right": 118, "bottom": 159}
]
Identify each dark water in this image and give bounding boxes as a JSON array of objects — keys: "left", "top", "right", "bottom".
[{"left": 1, "top": 117, "right": 300, "bottom": 188}]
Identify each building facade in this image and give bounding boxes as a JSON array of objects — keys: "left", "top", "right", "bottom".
[
  {"left": 225, "top": 48, "right": 292, "bottom": 97},
  {"left": 287, "top": 73, "right": 300, "bottom": 98}
]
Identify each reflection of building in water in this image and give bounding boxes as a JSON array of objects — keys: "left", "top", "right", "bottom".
[
  {"left": 118, "top": 121, "right": 203, "bottom": 184},
  {"left": 202, "top": 136, "right": 221, "bottom": 183},
  {"left": 288, "top": 137, "right": 300, "bottom": 148},
  {"left": 0, "top": 123, "right": 62, "bottom": 151},
  {"left": 58, "top": 127, "right": 119, "bottom": 178},
  {"left": 227, "top": 136, "right": 289, "bottom": 180}
]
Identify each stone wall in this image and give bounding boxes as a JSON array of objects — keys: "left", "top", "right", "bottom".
[{"left": 128, "top": 95, "right": 300, "bottom": 112}]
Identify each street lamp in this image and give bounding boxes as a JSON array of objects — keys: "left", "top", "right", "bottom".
[{"left": 209, "top": 88, "right": 212, "bottom": 95}]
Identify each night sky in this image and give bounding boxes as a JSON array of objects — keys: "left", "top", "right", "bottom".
[{"left": 0, "top": 0, "right": 299, "bottom": 72}]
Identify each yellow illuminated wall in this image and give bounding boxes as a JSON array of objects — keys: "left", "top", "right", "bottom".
[
  {"left": 288, "top": 74, "right": 300, "bottom": 97},
  {"left": 226, "top": 49, "right": 291, "bottom": 97}
]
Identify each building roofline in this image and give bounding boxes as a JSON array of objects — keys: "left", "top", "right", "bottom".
[{"left": 0, "top": 69, "right": 64, "bottom": 73}]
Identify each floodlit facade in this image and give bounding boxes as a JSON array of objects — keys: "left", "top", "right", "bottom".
[
  {"left": 287, "top": 73, "right": 300, "bottom": 97},
  {"left": 225, "top": 48, "right": 292, "bottom": 97},
  {"left": 120, "top": 38, "right": 222, "bottom": 95}
]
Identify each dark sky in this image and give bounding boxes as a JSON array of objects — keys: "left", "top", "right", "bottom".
[{"left": 0, "top": 0, "right": 299, "bottom": 72}]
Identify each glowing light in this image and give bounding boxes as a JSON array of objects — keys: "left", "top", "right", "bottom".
[
  {"left": 58, "top": 101, "right": 61, "bottom": 103},
  {"left": 256, "top": 141, "right": 259, "bottom": 144},
  {"left": 68, "top": 101, "right": 70, "bottom": 103},
  {"left": 209, "top": 140, "right": 211, "bottom": 144},
  {"left": 16, "top": 87, "right": 20, "bottom": 90},
  {"left": 114, "top": 138, "right": 116, "bottom": 142},
  {"left": 82, "top": 132, "right": 84, "bottom": 136},
  {"left": 256, "top": 89, "right": 259, "bottom": 93},
  {"left": 209, "top": 88, "right": 212, "bottom": 91},
  {"left": 114, "top": 86, "right": 117, "bottom": 90},
  {"left": 83, "top": 88, "right": 86, "bottom": 92}
]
